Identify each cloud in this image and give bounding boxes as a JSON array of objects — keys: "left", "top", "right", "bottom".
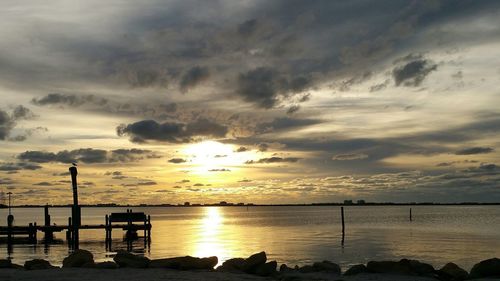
[
  {"left": 117, "top": 118, "right": 228, "bottom": 143},
  {"left": 235, "top": 146, "right": 249, "bottom": 152},
  {"left": 455, "top": 147, "right": 494, "bottom": 155},
  {"left": 121, "top": 180, "right": 157, "bottom": 187},
  {"left": 236, "top": 67, "right": 311, "bottom": 108},
  {"left": 34, "top": 182, "right": 54, "bottom": 186},
  {"left": 393, "top": 59, "right": 437, "bottom": 87},
  {"left": 0, "top": 106, "right": 37, "bottom": 141},
  {"left": 179, "top": 66, "right": 210, "bottom": 93},
  {"left": 208, "top": 168, "right": 231, "bottom": 172},
  {"left": 286, "top": 105, "right": 300, "bottom": 115},
  {"left": 256, "top": 117, "right": 322, "bottom": 133},
  {"left": 0, "top": 162, "right": 42, "bottom": 172},
  {"left": 31, "top": 93, "right": 108, "bottom": 107},
  {"left": 17, "top": 148, "right": 160, "bottom": 164},
  {"left": 245, "top": 157, "right": 300, "bottom": 164},
  {"left": 332, "top": 153, "right": 369, "bottom": 161},
  {"left": 238, "top": 19, "right": 258, "bottom": 36},
  {"left": 168, "top": 158, "right": 187, "bottom": 164}
]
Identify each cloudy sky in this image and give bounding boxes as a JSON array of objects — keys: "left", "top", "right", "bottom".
[{"left": 1, "top": 0, "right": 499, "bottom": 205}]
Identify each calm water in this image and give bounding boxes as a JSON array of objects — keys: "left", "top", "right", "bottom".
[{"left": 1, "top": 206, "right": 499, "bottom": 270}]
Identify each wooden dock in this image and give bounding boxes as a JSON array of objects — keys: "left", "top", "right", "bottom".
[
  {"left": 0, "top": 208, "right": 152, "bottom": 246},
  {"left": 1, "top": 166, "right": 152, "bottom": 250}
]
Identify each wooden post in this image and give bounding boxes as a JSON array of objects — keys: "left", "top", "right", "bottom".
[
  {"left": 341, "top": 206, "right": 345, "bottom": 245},
  {"left": 410, "top": 208, "right": 412, "bottom": 222},
  {"left": 67, "top": 217, "right": 72, "bottom": 242},
  {"left": 44, "top": 205, "right": 53, "bottom": 241},
  {"left": 143, "top": 216, "right": 147, "bottom": 240},
  {"left": 7, "top": 213, "right": 13, "bottom": 242},
  {"left": 33, "top": 222, "right": 37, "bottom": 242},
  {"left": 69, "top": 166, "right": 80, "bottom": 249},
  {"left": 147, "top": 215, "right": 151, "bottom": 240}
]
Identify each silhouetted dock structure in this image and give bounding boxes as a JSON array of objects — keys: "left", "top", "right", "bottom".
[{"left": 0, "top": 166, "right": 152, "bottom": 249}]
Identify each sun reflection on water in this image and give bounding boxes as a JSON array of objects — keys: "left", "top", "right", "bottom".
[{"left": 193, "top": 207, "right": 229, "bottom": 263}]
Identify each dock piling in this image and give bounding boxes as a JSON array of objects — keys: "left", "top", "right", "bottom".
[{"left": 341, "top": 206, "right": 345, "bottom": 245}]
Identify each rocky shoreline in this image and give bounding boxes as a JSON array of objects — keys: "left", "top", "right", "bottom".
[{"left": 1, "top": 250, "right": 499, "bottom": 280}]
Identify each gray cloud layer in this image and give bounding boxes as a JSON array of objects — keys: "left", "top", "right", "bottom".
[
  {"left": 18, "top": 148, "right": 160, "bottom": 164},
  {"left": 117, "top": 118, "right": 228, "bottom": 143}
]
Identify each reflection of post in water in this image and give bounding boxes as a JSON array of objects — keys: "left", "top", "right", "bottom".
[
  {"left": 69, "top": 165, "right": 80, "bottom": 250},
  {"left": 341, "top": 206, "right": 345, "bottom": 246}
]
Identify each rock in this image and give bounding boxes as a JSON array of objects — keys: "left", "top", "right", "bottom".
[
  {"left": 469, "top": 258, "right": 500, "bottom": 279},
  {"left": 24, "top": 259, "right": 56, "bottom": 270},
  {"left": 216, "top": 258, "right": 246, "bottom": 272},
  {"left": 95, "top": 261, "right": 119, "bottom": 269},
  {"left": 242, "top": 251, "right": 267, "bottom": 273},
  {"left": 149, "top": 256, "right": 218, "bottom": 270},
  {"left": 113, "top": 250, "right": 150, "bottom": 268},
  {"left": 312, "top": 260, "right": 341, "bottom": 273},
  {"left": 367, "top": 260, "right": 413, "bottom": 275},
  {"left": 62, "top": 249, "right": 94, "bottom": 268},
  {"left": 437, "top": 263, "right": 468, "bottom": 281},
  {"left": 255, "top": 261, "right": 277, "bottom": 276},
  {"left": 298, "top": 265, "right": 315, "bottom": 273},
  {"left": 408, "top": 259, "right": 435, "bottom": 276},
  {"left": 279, "top": 264, "right": 295, "bottom": 273},
  {"left": 0, "top": 259, "right": 12, "bottom": 268},
  {"left": 344, "top": 264, "right": 368, "bottom": 276}
]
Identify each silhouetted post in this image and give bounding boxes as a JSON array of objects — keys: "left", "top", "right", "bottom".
[
  {"left": 69, "top": 166, "right": 80, "bottom": 249},
  {"left": 147, "top": 215, "right": 151, "bottom": 241},
  {"left": 409, "top": 208, "right": 412, "bottom": 222},
  {"left": 6, "top": 192, "right": 13, "bottom": 243},
  {"left": 44, "top": 204, "right": 53, "bottom": 241},
  {"left": 341, "top": 206, "right": 345, "bottom": 245},
  {"left": 67, "top": 217, "right": 72, "bottom": 244},
  {"left": 143, "top": 216, "right": 147, "bottom": 240},
  {"left": 33, "top": 222, "right": 37, "bottom": 242}
]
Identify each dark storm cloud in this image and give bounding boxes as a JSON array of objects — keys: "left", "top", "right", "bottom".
[
  {"left": 236, "top": 67, "right": 311, "bottom": 108},
  {"left": 17, "top": 148, "right": 160, "bottom": 164},
  {"left": 179, "top": 66, "right": 210, "bottom": 93},
  {"left": 168, "top": 158, "right": 187, "bottom": 164},
  {"left": 245, "top": 157, "right": 300, "bottom": 164},
  {"left": 238, "top": 19, "right": 258, "bottom": 36},
  {"left": 455, "top": 147, "right": 494, "bottom": 155},
  {"left": 117, "top": 118, "right": 228, "bottom": 143},
  {"left": 393, "top": 59, "right": 437, "bottom": 87}
]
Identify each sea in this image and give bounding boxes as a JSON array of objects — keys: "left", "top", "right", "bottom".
[{"left": 1, "top": 205, "right": 499, "bottom": 270}]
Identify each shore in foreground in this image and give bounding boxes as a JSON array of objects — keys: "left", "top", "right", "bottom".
[
  {"left": 2, "top": 268, "right": 484, "bottom": 281},
  {"left": 1, "top": 249, "right": 499, "bottom": 281}
]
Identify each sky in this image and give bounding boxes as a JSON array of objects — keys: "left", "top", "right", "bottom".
[{"left": 1, "top": 0, "right": 499, "bottom": 205}]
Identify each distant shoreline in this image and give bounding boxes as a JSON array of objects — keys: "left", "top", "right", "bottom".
[{"left": 2, "top": 202, "right": 500, "bottom": 208}]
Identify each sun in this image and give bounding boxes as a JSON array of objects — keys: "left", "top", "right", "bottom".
[{"left": 183, "top": 140, "right": 245, "bottom": 174}]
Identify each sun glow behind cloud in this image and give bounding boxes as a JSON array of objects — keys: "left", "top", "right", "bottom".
[{"left": 182, "top": 140, "right": 249, "bottom": 174}]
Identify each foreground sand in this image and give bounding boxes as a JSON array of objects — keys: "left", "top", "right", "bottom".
[{"left": 1, "top": 268, "right": 498, "bottom": 281}]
